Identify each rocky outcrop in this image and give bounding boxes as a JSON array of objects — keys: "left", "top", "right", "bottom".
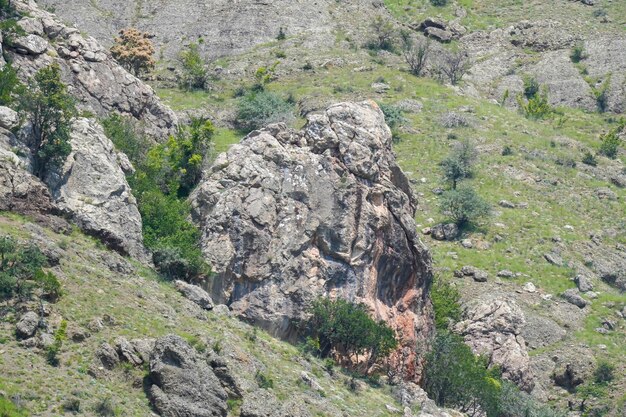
[
  {"left": 190, "top": 101, "right": 434, "bottom": 380},
  {"left": 149, "top": 335, "right": 228, "bottom": 417},
  {"left": 175, "top": 280, "right": 215, "bottom": 310},
  {"left": 454, "top": 299, "right": 534, "bottom": 392},
  {"left": 46, "top": 118, "right": 147, "bottom": 261},
  {"left": 15, "top": 311, "right": 39, "bottom": 340},
  {"left": 5, "top": 1, "right": 177, "bottom": 139}
]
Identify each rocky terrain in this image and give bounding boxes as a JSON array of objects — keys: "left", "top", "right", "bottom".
[{"left": 1, "top": 0, "right": 626, "bottom": 416}]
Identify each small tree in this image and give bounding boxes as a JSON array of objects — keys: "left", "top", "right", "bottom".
[
  {"left": 110, "top": 28, "right": 156, "bottom": 76},
  {"left": 18, "top": 64, "right": 77, "bottom": 179},
  {"left": 401, "top": 33, "right": 430, "bottom": 76},
  {"left": 517, "top": 87, "right": 552, "bottom": 120},
  {"left": 440, "top": 140, "right": 477, "bottom": 189},
  {"left": 598, "top": 121, "right": 624, "bottom": 159},
  {"left": 0, "top": 63, "right": 22, "bottom": 106},
  {"left": 178, "top": 43, "right": 208, "bottom": 91},
  {"left": 522, "top": 75, "right": 540, "bottom": 99},
  {"left": 570, "top": 43, "right": 586, "bottom": 63},
  {"left": 439, "top": 49, "right": 471, "bottom": 85},
  {"left": 439, "top": 186, "right": 491, "bottom": 227},
  {"left": 368, "top": 15, "right": 396, "bottom": 51},
  {"left": 430, "top": 279, "right": 461, "bottom": 329}
]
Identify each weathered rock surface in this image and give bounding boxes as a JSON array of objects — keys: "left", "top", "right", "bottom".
[
  {"left": 575, "top": 240, "right": 626, "bottom": 291},
  {"left": 149, "top": 335, "right": 228, "bottom": 417},
  {"left": 15, "top": 311, "right": 39, "bottom": 340},
  {"left": 6, "top": 1, "right": 177, "bottom": 139},
  {"left": 561, "top": 288, "right": 587, "bottom": 308},
  {"left": 190, "top": 101, "right": 434, "bottom": 380},
  {"left": 454, "top": 298, "right": 534, "bottom": 392},
  {"left": 240, "top": 389, "right": 312, "bottom": 417},
  {"left": 394, "top": 382, "right": 466, "bottom": 417},
  {"left": 175, "top": 280, "right": 215, "bottom": 310},
  {"left": 0, "top": 107, "right": 19, "bottom": 130},
  {"left": 95, "top": 342, "right": 120, "bottom": 370},
  {"left": 46, "top": 118, "right": 147, "bottom": 261}
]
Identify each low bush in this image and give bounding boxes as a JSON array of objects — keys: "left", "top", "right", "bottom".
[
  {"left": 430, "top": 279, "right": 461, "bottom": 329},
  {"left": 598, "top": 121, "right": 624, "bottom": 159},
  {"left": 438, "top": 50, "right": 471, "bottom": 85},
  {"left": 594, "top": 361, "right": 615, "bottom": 384},
  {"left": 178, "top": 43, "right": 208, "bottom": 91},
  {"left": 102, "top": 114, "right": 150, "bottom": 163},
  {"left": 517, "top": 88, "right": 552, "bottom": 120},
  {"left": 522, "top": 75, "right": 539, "bottom": 99},
  {"left": 581, "top": 151, "right": 597, "bottom": 166},
  {"left": 439, "top": 186, "right": 491, "bottom": 227},
  {"left": 255, "top": 371, "right": 274, "bottom": 389},
  {"left": 236, "top": 91, "right": 294, "bottom": 132},
  {"left": 0, "top": 64, "right": 22, "bottom": 106},
  {"left": 367, "top": 15, "right": 396, "bottom": 51},
  {"left": 430, "top": 0, "right": 448, "bottom": 5},
  {"left": 440, "top": 139, "right": 477, "bottom": 189},
  {"left": 570, "top": 43, "right": 586, "bottom": 63},
  {"left": 46, "top": 320, "right": 67, "bottom": 366}
]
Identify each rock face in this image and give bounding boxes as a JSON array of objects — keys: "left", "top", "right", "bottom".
[
  {"left": 149, "top": 335, "right": 228, "bottom": 417},
  {"left": 46, "top": 118, "right": 147, "bottom": 261},
  {"left": 190, "top": 101, "right": 434, "bottom": 380},
  {"left": 175, "top": 280, "right": 215, "bottom": 310},
  {"left": 5, "top": 0, "right": 177, "bottom": 139},
  {"left": 454, "top": 299, "right": 534, "bottom": 392},
  {"left": 15, "top": 311, "right": 39, "bottom": 340}
]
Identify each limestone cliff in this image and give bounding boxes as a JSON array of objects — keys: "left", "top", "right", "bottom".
[{"left": 190, "top": 101, "right": 434, "bottom": 380}]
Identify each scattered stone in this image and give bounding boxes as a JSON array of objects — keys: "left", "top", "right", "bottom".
[
  {"left": 523, "top": 282, "right": 536, "bottom": 293},
  {"left": 595, "top": 187, "right": 617, "bottom": 200},
  {"left": 69, "top": 327, "right": 90, "bottom": 343},
  {"left": 371, "top": 82, "right": 391, "bottom": 93},
  {"left": 602, "top": 319, "right": 616, "bottom": 331},
  {"left": 610, "top": 174, "right": 626, "bottom": 188},
  {"left": 499, "top": 200, "right": 516, "bottom": 208},
  {"left": 87, "top": 317, "right": 104, "bottom": 333},
  {"left": 544, "top": 252, "right": 563, "bottom": 266},
  {"left": 175, "top": 280, "right": 214, "bottom": 310},
  {"left": 461, "top": 239, "right": 473, "bottom": 249},
  {"left": 115, "top": 337, "right": 143, "bottom": 366},
  {"left": 96, "top": 342, "right": 120, "bottom": 370},
  {"left": 13, "top": 34, "right": 48, "bottom": 54},
  {"left": 149, "top": 335, "right": 227, "bottom": 417},
  {"left": 300, "top": 371, "right": 324, "bottom": 393},
  {"left": 561, "top": 289, "right": 587, "bottom": 308},
  {"left": 15, "top": 311, "right": 39, "bottom": 340},
  {"left": 497, "top": 270, "right": 515, "bottom": 278},
  {"left": 595, "top": 327, "right": 609, "bottom": 334},
  {"left": 431, "top": 223, "right": 459, "bottom": 241}
]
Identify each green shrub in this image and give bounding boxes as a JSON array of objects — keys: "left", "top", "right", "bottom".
[
  {"left": 522, "top": 75, "right": 540, "bottom": 99},
  {"left": 598, "top": 122, "right": 624, "bottom": 159},
  {"left": 430, "top": 0, "right": 448, "bottom": 5},
  {"left": 0, "top": 64, "right": 22, "bottom": 107},
  {"left": 236, "top": 91, "right": 294, "bottom": 132},
  {"left": 178, "top": 43, "right": 208, "bottom": 91},
  {"left": 430, "top": 279, "right": 461, "bottom": 329},
  {"left": 592, "top": 76, "right": 611, "bottom": 113},
  {"left": 18, "top": 64, "right": 77, "bottom": 178},
  {"left": 0, "top": 394, "right": 28, "bottom": 417},
  {"left": 440, "top": 139, "right": 477, "bottom": 189},
  {"left": 367, "top": 15, "right": 396, "bottom": 51},
  {"left": 102, "top": 114, "right": 149, "bottom": 163},
  {"left": 570, "top": 43, "right": 586, "bottom": 63},
  {"left": 34, "top": 270, "right": 62, "bottom": 301},
  {"left": 304, "top": 298, "right": 398, "bottom": 367},
  {"left": 255, "top": 371, "right": 274, "bottom": 389},
  {"left": 501, "top": 145, "right": 513, "bottom": 156},
  {"left": 594, "top": 361, "right": 615, "bottom": 384},
  {"left": 439, "top": 186, "right": 491, "bottom": 227},
  {"left": 94, "top": 397, "right": 117, "bottom": 417},
  {"left": 0, "top": 17, "right": 25, "bottom": 47},
  {"left": 276, "top": 27, "right": 286, "bottom": 41},
  {"left": 517, "top": 88, "right": 551, "bottom": 120},
  {"left": 582, "top": 151, "right": 597, "bottom": 166},
  {"left": 0, "top": 236, "right": 51, "bottom": 300},
  {"left": 378, "top": 103, "right": 406, "bottom": 129},
  {"left": 46, "top": 320, "right": 67, "bottom": 366}
]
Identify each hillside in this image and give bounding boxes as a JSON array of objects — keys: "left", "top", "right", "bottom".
[{"left": 1, "top": 0, "right": 626, "bottom": 416}]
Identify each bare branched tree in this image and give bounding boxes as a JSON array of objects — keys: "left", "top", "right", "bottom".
[
  {"left": 439, "top": 49, "right": 471, "bottom": 85},
  {"left": 401, "top": 33, "right": 430, "bottom": 76}
]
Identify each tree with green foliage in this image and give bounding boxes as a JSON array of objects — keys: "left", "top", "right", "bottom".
[
  {"left": 430, "top": 0, "right": 448, "bottom": 6},
  {"left": 102, "top": 114, "right": 149, "bottom": 163},
  {"left": 522, "top": 75, "right": 540, "bottom": 99},
  {"left": 18, "top": 64, "right": 77, "bottom": 178},
  {"left": 440, "top": 140, "right": 477, "bottom": 189},
  {"left": 0, "top": 64, "right": 22, "bottom": 106},
  {"left": 517, "top": 87, "right": 552, "bottom": 120},
  {"left": 178, "top": 43, "right": 208, "bottom": 91},
  {"left": 439, "top": 49, "right": 471, "bottom": 85},
  {"left": 368, "top": 15, "right": 396, "bottom": 51},
  {"left": 304, "top": 298, "right": 398, "bottom": 368},
  {"left": 439, "top": 186, "right": 491, "bottom": 228}
]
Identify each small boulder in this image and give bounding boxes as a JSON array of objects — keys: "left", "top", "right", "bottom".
[
  {"left": 431, "top": 223, "right": 459, "bottom": 241},
  {"left": 497, "top": 270, "right": 515, "bottom": 278},
  {"left": 96, "top": 342, "right": 120, "bottom": 370},
  {"left": 544, "top": 252, "right": 563, "bottom": 266},
  {"left": 561, "top": 288, "right": 587, "bottom": 308},
  {"left": 15, "top": 311, "right": 39, "bottom": 340},
  {"left": 499, "top": 200, "right": 516, "bottom": 208},
  {"left": 175, "top": 280, "right": 214, "bottom": 310},
  {"left": 115, "top": 337, "right": 143, "bottom": 366},
  {"left": 0, "top": 106, "right": 19, "bottom": 130},
  {"left": 473, "top": 270, "right": 489, "bottom": 282},
  {"left": 574, "top": 274, "right": 594, "bottom": 293},
  {"left": 523, "top": 282, "right": 536, "bottom": 293}
]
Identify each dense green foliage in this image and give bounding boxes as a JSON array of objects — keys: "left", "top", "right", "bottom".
[
  {"left": 598, "top": 121, "right": 623, "bottom": 159},
  {"left": 0, "top": 64, "right": 22, "bottom": 107},
  {"left": 236, "top": 91, "right": 294, "bottom": 132},
  {"left": 304, "top": 298, "right": 398, "bottom": 367},
  {"left": 178, "top": 43, "right": 208, "bottom": 90},
  {"left": 103, "top": 116, "right": 211, "bottom": 281},
  {"left": 18, "top": 64, "right": 77, "bottom": 178},
  {"left": 517, "top": 88, "right": 552, "bottom": 120},
  {"left": 440, "top": 140, "right": 476, "bottom": 189},
  {"left": 430, "top": 279, "right": 462, "bottom": 329},
  {"left": 593, "top": 361, "right": 615, "bottom": 384},
  {"left": 439, "top": 186, "right": 491, "bottom": 227},
  {"left": 0, "top": 235, "right": 60, "bottom": 301},
  {"left": 46, "top": 320, "right": 67, "bottom": 366},
  {"left": 570, "top": 43, "right": 586, "bottom": 63},
  {"left": 522, "top": 75, "right": 540, "bottom": 100},
  {"left": 430, "top": 0, "right": 448, "bottom": 5}
]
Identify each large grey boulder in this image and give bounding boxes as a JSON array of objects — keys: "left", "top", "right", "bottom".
[
  {"left": 455, "top": 298, "right": 534, "bottom": 392},
  {"left": 7, "top": 1, "right": 177, "bottom": 139},
  {"left": 15, "top": 311, "right": 39, "bottom": 339},
  {"left": 149, "top": 335, "right": 228, "bottom": 417},
  {"left": 190, "top": 101, "right": 434, "bottom": 380},
  {"left": 47, "top": 118, "right": 147, "bottom": 261},
  {"left": 0, "top": 107, "right": 19, "bottom": 130},
  {"left": 561, "top": 288, "right": 587, "bottom": 308}
]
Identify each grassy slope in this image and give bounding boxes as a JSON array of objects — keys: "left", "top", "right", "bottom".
[{"left": 0, "top": 214, "right": 404, "bottom": 417}]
